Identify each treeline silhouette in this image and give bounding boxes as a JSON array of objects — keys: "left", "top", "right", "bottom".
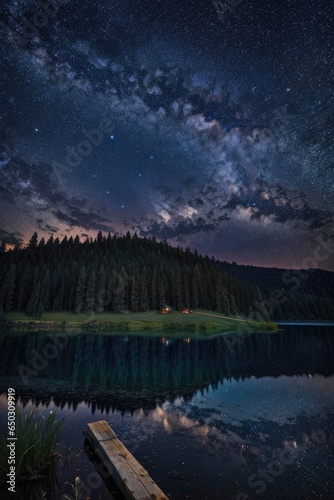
[{"left": 0, "top": 231, "right": 333, "bottom": 320}]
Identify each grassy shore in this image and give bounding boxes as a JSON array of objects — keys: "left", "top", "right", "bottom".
[{"left": 4, "top": 310, "right": 278, "bottom": 335}]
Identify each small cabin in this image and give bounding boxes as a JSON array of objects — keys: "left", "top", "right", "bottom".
[
  {"left": 182, "top": 308, "right": 192, "bottom": 314},
  {"left": 160, "top": 305, "right": 173, "bottom": 314}
]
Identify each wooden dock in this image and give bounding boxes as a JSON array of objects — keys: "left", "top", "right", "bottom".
[{"left": 85, "top": 420, "right": 168, "bottom": 500}]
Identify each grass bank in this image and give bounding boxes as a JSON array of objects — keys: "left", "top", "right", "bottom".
[
  {"left": 4, "top": 310, "right": 278, "bottom": 335},
  {"left": 0, "top": 407, "right": 63, "bottom": 494}
]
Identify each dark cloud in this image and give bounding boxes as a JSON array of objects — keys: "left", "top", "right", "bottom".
[
  {"left": 0, "top": 228, "right": 23, "bottom": 246},
  {"left": 37, "top": 220, "right": 59, "bottom": 234},
  {"left": 53, "top": 210, "right": 113, "bottom": 233},
  {"left": 0, "top": 138, "right": 114, "bottom": 238},
  {"left": 141, "top": 218, "right": 217, "bottom": 239}
]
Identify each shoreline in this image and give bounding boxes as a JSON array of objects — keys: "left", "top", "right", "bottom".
[{"left": 1, "top": 311, "right": 278, "bottom": 334}]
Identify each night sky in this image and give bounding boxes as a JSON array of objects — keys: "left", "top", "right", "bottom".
[{"left": 0, "top": 0, "right": 333, "bottom": 269}]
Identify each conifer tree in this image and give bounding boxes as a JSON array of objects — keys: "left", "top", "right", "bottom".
[
  {"left": 221, "top": 284, "right": 230, "bottom": 315},
  {"left": 130, "top": 276, "right": 139, "bottom": 312},
  {"left": 113, "top": 284, "right": 125, "bottom": 312},
  {"left": 229, "top": 294, "right": 237, "bottom": 316},
  {"left": 151, "top": 270, "right": 158, "bottom": 310},
  {"left": 175, "top": 271, "right": 184, "bottom": 310},
  {"left": 75, "top": 266, "right": 86, "bottom": 314},
  {"left": 216, "top": 277, "right": 224, "bottom": 313},
  {"left": 85, "top": 271, "right": 96, "bottom": 314},
  {"left": 192, "top": 277, "right": 199, "bottom": 310},
  {"left": 0, "top": 263, "right": 16, "bottom": 312},
  {"left": 0, "top": 241, "right": 6, "bottom": 256},
  {"left": 56, "top": 273, "right": 66, "bottom": 311},
  {"left": 96, "top": 265, "right": 106, "bottom": 313},
  {"left": 184, "top": 276, "right": 190, "bottom": 308},
  {"left": 5, "top": 263, "right": 16, "bottom": 313},
  {"left": 159, "top": 276, "right": 167, "bottom": 307},
  {"left": 16, "top": 268, "right": 29, "bottom": 311},
  {"left": 112, "top": 270, "right": 127, "bottom": 312},
  {"left": 139, "top": 274, "right": 149, "bottom": 311},
  {"left": 28, "top": 232, "right": 38, "bottom": 249},
  {"left": 26, "top": 279, "right": 41, "bottom": 317},
  {"left": 38, "top": 237, "right": 45, "bottom": 249},
  {"left": 36, "top": 301, "right": 44, "bottom": 319}
]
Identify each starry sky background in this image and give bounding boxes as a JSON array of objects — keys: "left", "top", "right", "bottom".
[{"left": 0, "top": 0, "right": 333, "bottom": 270}]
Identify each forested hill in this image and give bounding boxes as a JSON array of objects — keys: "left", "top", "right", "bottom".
[
  {"left": 219, "top": 260, "right": 334, "bottom": 320},
  {"left": 0, "top": 231, "right": 333, "bottom": 321}
]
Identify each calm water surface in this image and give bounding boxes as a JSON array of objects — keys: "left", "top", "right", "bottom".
[{"left": 0, "top": 325, "right": 334, "bottom": 499}]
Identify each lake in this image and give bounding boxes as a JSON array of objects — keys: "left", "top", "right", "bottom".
[{"left": 1, "top": 325, "right": 334, "bottom": 499}]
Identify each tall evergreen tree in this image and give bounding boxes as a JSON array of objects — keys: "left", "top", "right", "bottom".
[
  {"left": 192, "top": 277, "right": 199, "bottom": 310},
  {"left": 113, "top": 282, "right": 125, "bottom": 312},
  {"left": 96, "top": 265, "right": 106, "bottom": 313},
  {"left": 5, "top": 263, "right": 16, "bottom": 313},
  {"left": 54, "top": 271, "right": 66, "bottom": 311},
  {"left": 36, "top": 301, "right": 44, "bottom": 319},
  {"left": 112, "top": 269, "right": 127, "bottom": 312},
  {"left": 184, "top": 275, "right": 190, "bottom": 308},
  {"left": 221, "top": 284, "right": 230, "bottom": 315},
  {"left": 75, "top": 266, "right": 86, "bottom": 314},
  {"left": 229, "top": 293, "right": 237, "bottom": 316},
  {"left": 40, "top": 269, "right": 50, "bottom": 311},
  {"left": 175, "top": 271, "right": 184, "bottom": 310},
  {"left": 85, "top": 271, "right": 96, "bottom": 314},
  {"left": 159, "top": 276, "right": 167, "bottom": 307},
  {"left": 130, "top": 276, "right": 139, "bottom": 312},
  {"left": 150, "top": 270, "right": 158, "bottom": 310},
  {"left": 28, "top": 232, "right": 38, "bottom": 249},
  {"left": 16, "top": 268, "right": 29, "bottom": 311},
  {"left": 0, "top": 263, "right": 16, "bottom": 312},
  {"left": 0, "top": 241, "right": 6, "bottom": 256},
  {"left": 26, "top": 278, "right": 41, "bottom": 317},
  {"left": 216, "top": 278, "right": 224, "bottom": 313},
  {"left": 38, "top": 237, "right": 45, "bottom": 249},
  {"left": 139, "top": 274, "right": 149, "bottom": 311}
]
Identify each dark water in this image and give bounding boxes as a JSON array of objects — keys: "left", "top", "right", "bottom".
[{"left": 0, "top": 326, "right": 334, "bottom": 499}]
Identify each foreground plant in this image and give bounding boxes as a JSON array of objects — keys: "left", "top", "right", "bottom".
[
  {"left": 0, "top": 407, "right": 63, "bottom": 482},
  {"left": 63, "top": 476, "right": 90, "bottom": 500}
]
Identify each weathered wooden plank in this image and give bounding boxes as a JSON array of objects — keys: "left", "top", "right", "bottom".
[
  {"left": 87, "top": 421, "right": 166, "bottom": 499},
  {"left": 87, "top": 422, "right": 150, "bottom": 499},
  {"left": 86, "top": 420, "right": 168, "bottom": 500},
  {"left": 98, "top": 421, "right": 155, "bottom": 482}
]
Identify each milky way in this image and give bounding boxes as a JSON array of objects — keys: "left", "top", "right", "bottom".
[{"left": 0, "top": 0, "right": 333, "bottom": 269}]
